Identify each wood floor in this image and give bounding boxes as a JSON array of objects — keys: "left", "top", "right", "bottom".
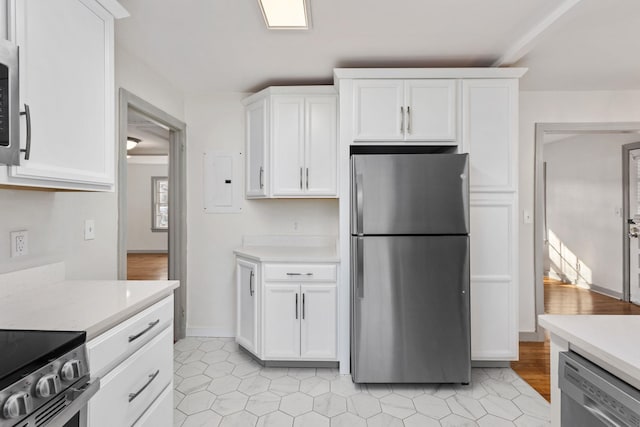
[
  {"left": 511, "top": 278, "right": 640, "bottom": 401},
  {"left": 127, "top": 253, "right": 168, "bottom": 280},
  {"left": 125, "top": 256, "right": 639, "bottom": 403}
]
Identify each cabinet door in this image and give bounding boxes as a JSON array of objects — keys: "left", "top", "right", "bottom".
[
  {"left": 236, "top": 259, "right": 258, "bottom": 354},
  {"left": 305, "top": 96, "right": 337, "bottom": 196},
  {"left": 353, "top": 80, "right": 404, "bottom": 141},
  {"left": 246, "top": 99, "right": 268, "bottom": 198},
  {"left": 469, "top": 196, "right": 517, "bottom": 360},
  {"left": 300, "top": 284, "right": 336, "bottom": 360},
  {"left": 133, "top": 385, "right": 172, "bottom": 427},
  {"left": 405, "top": 80, "right": 457, "bottom": 141},
  {"left": 263, "top": 284, "right": 300, "bottom": 359},
  {"left": 271, "top": 96, "right": 305, "bottom": 196},
  {"left": 9, "top": 0, "right": 114, "bottom": 189},
  {"left": 462, "top": 79, "right": 518, "bottom": 192}
]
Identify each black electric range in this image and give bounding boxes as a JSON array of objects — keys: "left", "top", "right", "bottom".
[{"left": 0, "top": 330, "right": 98, "bottom": 427}]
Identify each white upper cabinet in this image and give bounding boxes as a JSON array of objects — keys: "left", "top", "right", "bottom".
[
  {"left": 305, "top": 96, "right": 337, "bottom": 196},
  {"left": 353, "top": 79, "right": 457, "bottom": 143},
  {"left": 245, "top": 98, "right": 268, "bottom": 198},
  {"left": 243, "top": 86, "right": 337, "bottom": 199},
  {"left": 2, "top": 0, "right": 119, "bottom": 191},
  {"left": 353, "top": 80, "right": 404, "bottom": 141},
  {"left": 462, "top": 79, "right": 518, "bottom": 192},
  {"left": 271, "top": 96, "right": 305, "bottom": 196}
]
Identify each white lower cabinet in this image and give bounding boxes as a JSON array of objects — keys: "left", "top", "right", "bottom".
[
  {"left": 236, "top": 257, "right": 338, "bottom": 362},
  {"left": 87, "top": 296, "right": 174, "bottom": 427},
  {"left": 236, "top": 259, "right": 258, "bottom": 355},
  {"left": 299, "top": 285, "right": 337, "bottom": 359},
  {"left": 133, "top": 385, "right": 172, "bottom": 427},
  {"left": 264, "top": 285, "right": 300, "bottom": 359}
]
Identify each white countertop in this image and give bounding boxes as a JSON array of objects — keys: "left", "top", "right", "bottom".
[
  {"left": 0, "top": 279, "right": 179, "bottom": 340},
  {"left": 234, "top": 246, "right": 340, "bottom": 263},
  {"left": 539, "top": 314, "right": 640, "bottom": 389}
]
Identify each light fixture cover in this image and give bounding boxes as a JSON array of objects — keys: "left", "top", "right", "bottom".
[
  {"left": 127, "top": 137, "right": 141, "bottom": 151},
  {"left": 258, "top": 0, "right": 310, "bottom": 29}
]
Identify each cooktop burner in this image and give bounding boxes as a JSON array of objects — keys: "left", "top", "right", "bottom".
[{"left": 0, "top": 330, "right": 85, "bottom": 390}]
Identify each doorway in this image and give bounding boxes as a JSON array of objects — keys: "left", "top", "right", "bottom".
[
  {"left": 623, "top": 142, "right": 640, "bottom": 304},
  {"left": 534, "top": 122, "right": 640, "bottom": 336},
  {"left": 118, "top": 89, "right": 188, "bottom": 340}
]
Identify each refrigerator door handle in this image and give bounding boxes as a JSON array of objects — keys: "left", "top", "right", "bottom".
[
  {"left": 356, "top": 236, "right": 364, "bottom": 298},
  {"left": 355, "top": 174, "right": 364, "bottom": 235}
]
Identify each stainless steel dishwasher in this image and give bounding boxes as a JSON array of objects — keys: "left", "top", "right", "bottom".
[{"left": 559, "top": 351, "right": 640, "bottom": 426}]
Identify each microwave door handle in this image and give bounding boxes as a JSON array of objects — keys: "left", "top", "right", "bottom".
[{"left": 19, "top": 104, "right": 31, "bottom": 160}]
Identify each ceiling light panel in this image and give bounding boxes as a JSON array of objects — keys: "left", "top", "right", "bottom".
[{"left": 258, "top": 0, "right": 310, "bottom": 29}]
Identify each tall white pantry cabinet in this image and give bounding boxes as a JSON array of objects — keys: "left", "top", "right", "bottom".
[{"left": 334, "top": 68, "right": 526, "bottom": 370}]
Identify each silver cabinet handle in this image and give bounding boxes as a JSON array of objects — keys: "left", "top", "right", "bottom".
[
  {"left": 306, "top": 168, "right": 309, "bottom": 190},
  {"left": 19, "top": 104, "right": 31, "bottom": 160},
  {"left": 302, "top": 293, "right": 305, "bottom": 319},
  {"left": 128, "top": 319, "right": 160, "bottom": 343},
  {"left": 249, "top": 270, "right": 254, "bottom": 296},
  {"left": 400, "top": 106, "right": 404, "bottom": 133},
  {"left": 295, "top": 293, "right": 298, "bottom": 319},
  {"left": 299, "top": 167, "right": 303, "bottom": 190},
  {"left": 286, "top": 272, "right": 313, "bottom": 276},
  {"left": 128, "top": 370, "right": 159, "bottom": 402},
  {"left": 407, "top": 106, "right": 411, "bottom": 134},
  {"left": 259, "top": 166, "right": 264, "bottom": 189}
]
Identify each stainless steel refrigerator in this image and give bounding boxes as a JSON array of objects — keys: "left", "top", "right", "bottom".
[{"left": 351, "top": 153, "right": 471, "bottom": 384}]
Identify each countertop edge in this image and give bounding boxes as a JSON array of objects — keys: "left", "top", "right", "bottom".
[
  {"left": 84, "top": 282, "right": 179, "bottom": 341},
  {"left": 233, "top": 249, "right": 340, "bottom": 263}
]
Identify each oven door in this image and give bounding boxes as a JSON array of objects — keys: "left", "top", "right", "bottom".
[{"left": 19, "top": 377, "right": 99, "bottom": 427}]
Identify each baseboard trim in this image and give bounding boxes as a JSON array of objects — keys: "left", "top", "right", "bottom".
[
  {"left": 589, "top": 284, "right": 623, "bottom": 300},
  {"left": 186, "top": 327, "right": 234, "bottom": 338},
  {"left": 520, "top": 330, "right": 546, "bottom": 342},
  {"left": 471, "top": 361, "right": 511, "bottom": 368},
  {"left": 127, "top": 250, "right": 168, "bottom": 254}
]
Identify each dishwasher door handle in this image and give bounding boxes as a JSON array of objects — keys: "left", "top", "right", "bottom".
[{"left": 584, "top": 401, "right": 623, "bottom": 427}]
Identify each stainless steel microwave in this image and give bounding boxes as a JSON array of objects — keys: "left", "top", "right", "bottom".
[{"left": 0, "top": 39, "right": 21, "bottom": 166}]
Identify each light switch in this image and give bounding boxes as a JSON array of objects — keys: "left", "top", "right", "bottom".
[{"left": 84, "top": 219, "right": 95, "bottom": 240}]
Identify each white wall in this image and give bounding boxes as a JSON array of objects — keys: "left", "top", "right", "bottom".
[
  {"left": 126, "top": 161, "right": 169, "bottom": 252},
  {"left": 543, "top": 133, "right": 640, "bottom": 297},
  {"left": 185, "top": 92, "right": 339, "bottom": 336},
  {"left": 519, "top": 90, "right": 640, "bottom": 333},
  {"left": 0, "top": 46, "right": 184, "bottom": 279}
]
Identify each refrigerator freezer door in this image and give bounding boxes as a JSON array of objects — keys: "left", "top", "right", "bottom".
[
  {"left": 351, "top": 154, "right": 469, "bottom": 235},
  {"left": 351, "top": 235, "right": 471, "bottom": 383}
]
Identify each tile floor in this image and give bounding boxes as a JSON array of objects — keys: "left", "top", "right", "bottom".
[{"left": 173, "top": 338, "right": 550, "bottom": 426}]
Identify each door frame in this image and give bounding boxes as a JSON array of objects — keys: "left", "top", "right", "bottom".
[
  {"left": 534, "top": 122, "right": 640, "bottom": 340},
  {"left": 622, "top": 141, "right": 640, "bottom": 303},
  {"left": 117, "top": 89, "right": 188, "bottom": 340}
]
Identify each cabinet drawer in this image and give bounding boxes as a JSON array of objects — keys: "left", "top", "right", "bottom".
[
  {"left": 88, "top": 326, "right": 173, "bottom": 427},
  {"left": 264, "top": 264, "right": 336, "bottom": 282},
  {"left": 133, "top": 384, "right": 172, "bottom": 427},
  {"left": 87, "top": 295, "right": 173, "bottom": 378}
]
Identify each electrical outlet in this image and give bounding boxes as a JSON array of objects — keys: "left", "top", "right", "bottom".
[
  {"left": 84, "top": 219, "right": 95, "bottom": 240},
  {"left": 10, "top": 230, "right": 28, "bottom": 257}
]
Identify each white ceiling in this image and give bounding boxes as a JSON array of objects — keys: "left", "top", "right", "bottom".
[{"left": 115, "top": 0, "right": 640, "bottom": 94}]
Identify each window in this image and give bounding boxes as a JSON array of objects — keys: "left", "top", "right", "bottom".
[{"left": 152, "top": 176, "right": 168, "bottom": 232}]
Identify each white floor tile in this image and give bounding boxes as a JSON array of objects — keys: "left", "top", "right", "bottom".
[{"left": 173, "top": 339, "right": 550, "bottom": 427}]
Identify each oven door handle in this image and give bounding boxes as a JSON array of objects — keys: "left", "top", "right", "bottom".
[{"left": 43, "top": 377, "right": 100, "bottom": 427}]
